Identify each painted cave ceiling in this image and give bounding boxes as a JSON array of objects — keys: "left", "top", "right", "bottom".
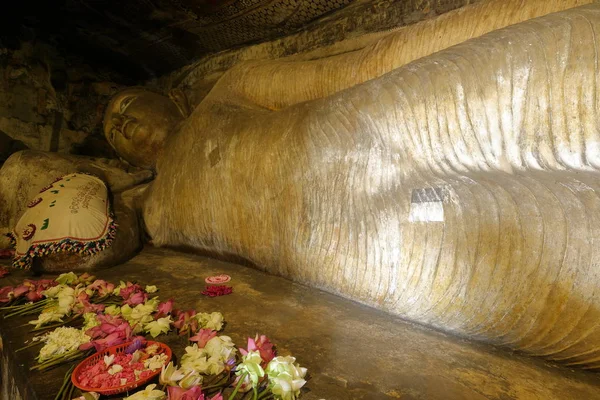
[{"left": 1, "top": 0, "right": 353, "bottom": 81}]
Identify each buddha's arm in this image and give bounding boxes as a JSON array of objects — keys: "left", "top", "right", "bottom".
[{"left": 206, "top": 0, "right": 594, "bottom": 111}]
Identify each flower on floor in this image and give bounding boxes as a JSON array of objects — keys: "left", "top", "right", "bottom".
[
  {"left": 235, "top": 350, "right": 265, "bottom": 388},
  {"left": 28, "top": 308, "right": 65, "bottom": 328},
  {"left": 178, "top": 370, "right": 203, "bottom": 389},
  {"left": 41, "top": 284, "right": 77, "bottom": 315},
  {"left": 120, "top": 282, "right": 149, "bottom": 306},
  {"left": 266, "top": 356, "right": 308, "bottom": 400},
  {"left": 173, "top": 309, "right": 199, "bottom": 335},
  {"left": 145, "top": 316, "right": 173, "bottom": 338},
  {"left": 180, "top": 335, "right": 237, "bottom": 376},
  {"left": 239, "top": 334, "right": 276, "bottom": 366},
  {"left": 159, "top": 361, "right": 186, "bottom": 386},
  {"left": 0, "top": 249, "right": 14, "bottom": 259},
  {"left": 37, "top": 327, "right": 90, "bottom": 362},
  {"left": 167, "top": 385, "right": 204, "bottom": 400},
  {"left": 189, "top": 329, "right": 217, "bottom": 348},
  {"left": 55, "top": 272, "right": 78, "bottom": 285},
  {"left": 73, "top": 291, "right": 105, "bottom": 315},
  {"left": 80, "top": 314, "right": 138, "bottom": 352},
  {"left": 201, "top": 285, "right": 233, "bottom": 297},
  {"left": 195, "top": 312, "right": 224, "bottom": 331},
  {"left": 121, "top": 298, "right": 160, "bottom": 333},
  {"left": 123, "top": 384, "right": 166, "bottom": 400},
  {"left": 87, "top": 279, "right": 116, "bottom": 297},
  {"left": 0, "top": 286, "right": 13, "bottom": 303},
  {"left": 145, "top": 285, "right": 158, "bottom": 293},
  {"left": 155, "top": 299, "right": 174, "bottom": 318},
  {"left": 104, "top": 305, "right": 121, "bottom": 316},
  {"left": 0, "top": 271, "right": 309, "bottom": 399},
  {"left": 15, "top": 278, "right": 56, "bottom": 302},
  {"left": 82, "top": 312, "right": 101, "bottom": 331},
  {"left": 167, "top": 386, "right": 224, "bottom": 400}
]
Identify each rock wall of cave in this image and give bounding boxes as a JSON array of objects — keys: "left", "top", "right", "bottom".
[
  {"left": 0, "top": 41, "right": 123, "bottom": 166},
  {"left": 1, "top": 0, "right": 483, "bottom": 167}
]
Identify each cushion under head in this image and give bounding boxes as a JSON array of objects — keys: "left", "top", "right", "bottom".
[{"left": 11, "top": 173, "right": 116, "bottom": 269}]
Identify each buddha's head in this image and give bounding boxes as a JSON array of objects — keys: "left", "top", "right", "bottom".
[{"left": 103, "top": 87, "right": 184, "bottom": 170}]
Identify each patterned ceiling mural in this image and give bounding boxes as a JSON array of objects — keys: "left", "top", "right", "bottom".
[
  {"left": 170, "top": 0, "right": 352, "bottom": 51},
  {"left": 1, "top": 0, "right": 353, "bottom": 80}
]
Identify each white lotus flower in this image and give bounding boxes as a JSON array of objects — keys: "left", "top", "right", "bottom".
[
  {"left": 196, "top": 312, "right": 224, "bottom": 331},
  {"left": 144, "top": 316, "right": 172, "bottom": 338},
  {"left": 145, "top": 285, "right": 158, "bottom": 293},
  {"left": 55, "top": 272, "right": 78, "bottom": 285},
  {"left": 266, "top": 356, "right": 308, "bottom": 400},
  {"left": 123, "top": 384, "right": 166, "bottom": 400},
  {"left": 236, "top": 350, "right": 265, "bottom": 386},
  {"left": 159, "top": 362, "right": 185, "bottom": 386},
  {"left": 37, "top": 327, "right": 90, "bottom": 362}
]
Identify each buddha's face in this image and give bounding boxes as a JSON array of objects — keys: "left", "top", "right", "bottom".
[{"left": 103, "top": 88, "right": 183, "bottom": 170}]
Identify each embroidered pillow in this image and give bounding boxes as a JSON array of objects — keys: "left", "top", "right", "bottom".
[{"left": 9, "top": 173, "right": 116, "bottom": 269}]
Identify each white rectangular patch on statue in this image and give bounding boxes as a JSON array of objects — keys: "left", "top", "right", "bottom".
[{"left": 409, "top": 187, "right": 444, "bottom": 222}]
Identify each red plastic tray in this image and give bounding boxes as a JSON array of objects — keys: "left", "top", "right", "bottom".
[{"left": 71, "top": 340, "right": 172, "bottom": 396}]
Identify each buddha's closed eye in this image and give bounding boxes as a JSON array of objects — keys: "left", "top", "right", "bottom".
[{"left": 119, "top": 96, "right": 136, "bottom": 114}]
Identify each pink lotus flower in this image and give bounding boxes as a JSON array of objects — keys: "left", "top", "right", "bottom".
[
  {"left": 77, "top": 291, "right": 90, "bottom": 302},
  {"left": 85, "top": 314, "right": 131, "bottom": 342},
  {"left": 25, "top": 288, "right": 44, "bottom": 302},
  {"left": 156, "top": 299, "right": 174, "bottom": 318},
  {"left": 80, "top": 332, "right": 123, "bottom": 352},
  {"left": 87, "top": 280, "right": 115, "bottom": 297},
  {"left": 119, "top": 282, "right": 142, "bottom": 298},
  {"left": 13, "top": 279, "right": 56, "bottom": 299},
  {"left": 125, "top": 290, "right": 147, "bottom": 306},
  {"left": 73, "top": 291, "right": 105, "bottom": 314},
  {"left": 0, "top": 286, "right": 13, "bottom": 303},
  {"left": 173, "top": 310, "right": 198, "bottom": 335},
  {"left": 13, "top": 284, "right": 30, "bottom": 298},
  {"left": 189, "top": 329, "right": 217, "bottom": 348},
  {"left": 77, "top": 273, "right": 95, "bottom": 284},
  {"left": 167, "top": 386, "right": 205, "bottom": 400},
  {"left": 239, "top": 334, "right": 276, "bottom": 365}
]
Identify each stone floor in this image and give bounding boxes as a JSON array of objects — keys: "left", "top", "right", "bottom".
[{"left": 1, "top": 246, "right": 600, "bottom": 399}]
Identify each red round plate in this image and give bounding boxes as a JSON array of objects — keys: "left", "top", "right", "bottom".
[
  {"left": 205, "top": 274, "right": 231, "bottom": 284},
  {"left": 72, "top": 340, "right": 171, "bottom": 396}
]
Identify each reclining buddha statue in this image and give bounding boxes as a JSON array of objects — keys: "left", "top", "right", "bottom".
[{"left": 2, "top": 0, "right": 600, "bottom": 368}]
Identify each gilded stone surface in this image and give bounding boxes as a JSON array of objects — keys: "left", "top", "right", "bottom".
[{"left": 143, "top": 2, "right": 600, "bottom": 367}]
